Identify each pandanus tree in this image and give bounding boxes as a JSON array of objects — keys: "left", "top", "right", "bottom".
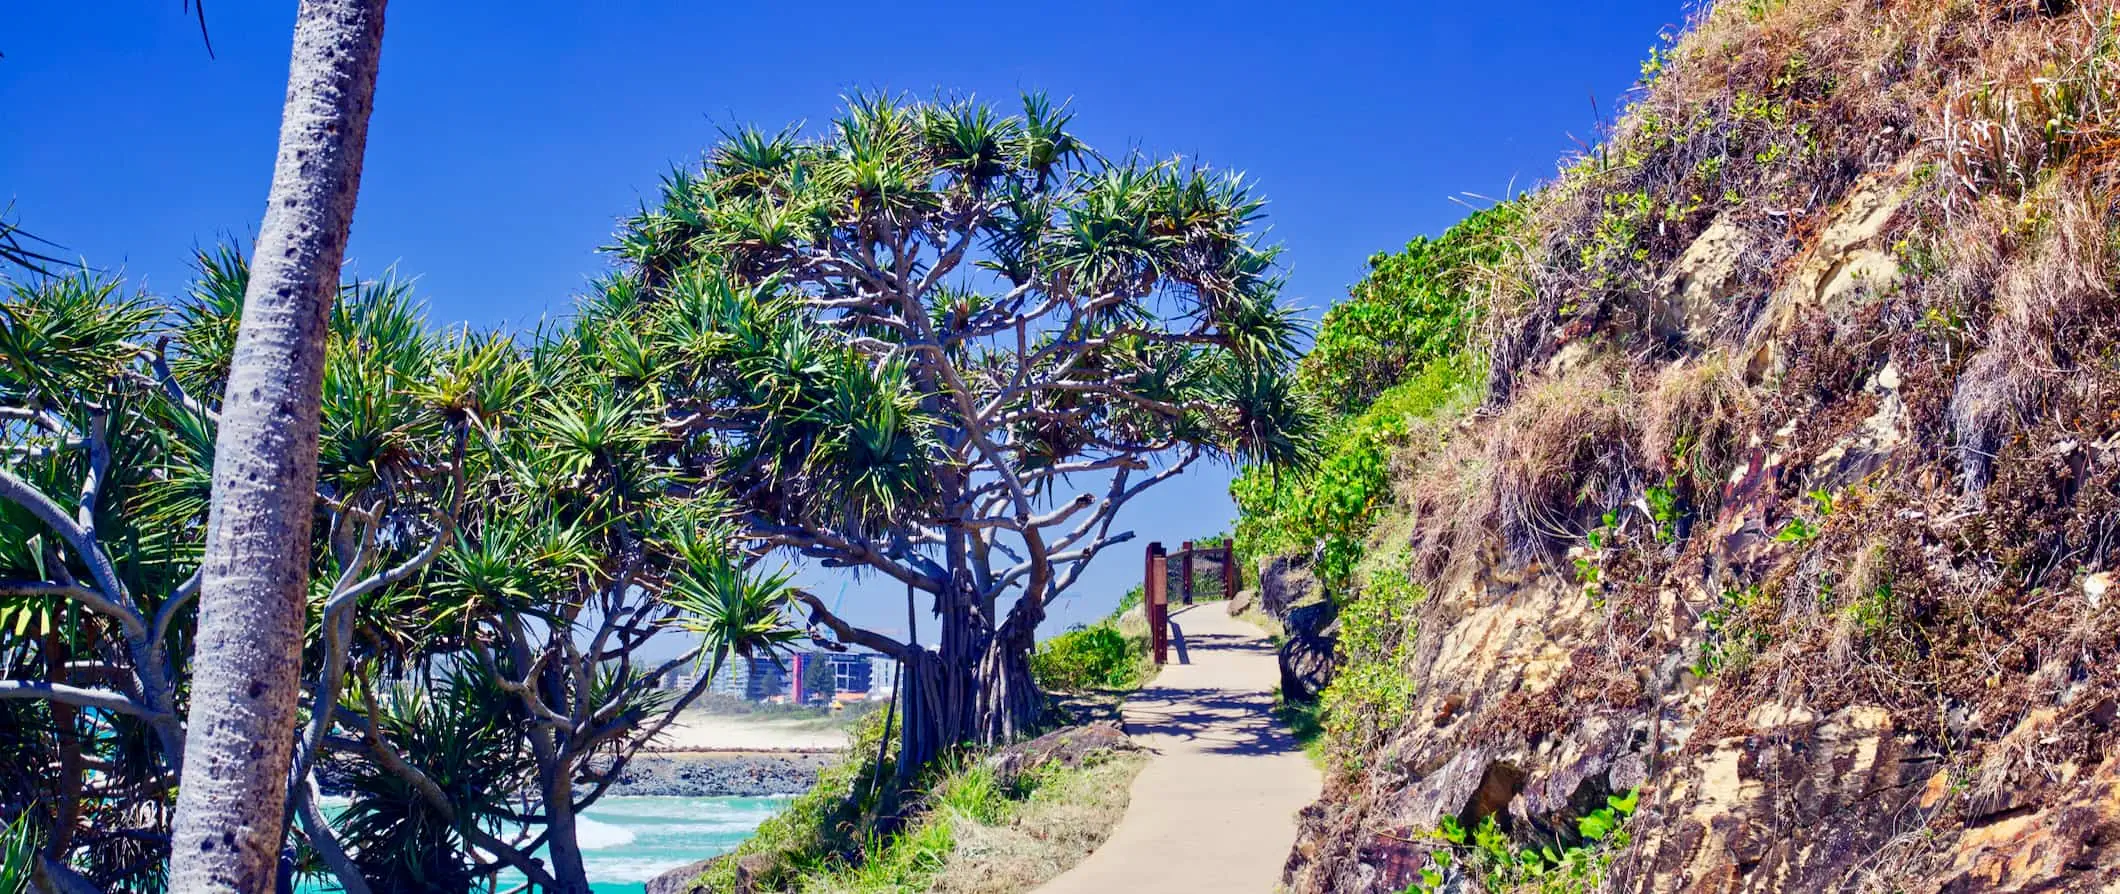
[
  {"left": 0, "top": 257, "right": 467, "bottom": 892},
  {"left": 322, "top": 317, "right": 803, "bottom": 894},
  {"left": 0, "top": 255, "right": 799, "bottom": 894},
  {"left": 600, "top": 94, "right": 1310, "bottom": 766}
]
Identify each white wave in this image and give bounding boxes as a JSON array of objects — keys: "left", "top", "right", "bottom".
[
  {"left": 624, "top": 820, "right": 777, "bottom": 836},
  {"left": 583, "top": 856, "right": 708, "bottom": 882},
  {"left": 573, "top": 815, "right": 639, "bottom": 850},
  {"left": 585, "top": 796, "right": 793, "bottom": 822}
]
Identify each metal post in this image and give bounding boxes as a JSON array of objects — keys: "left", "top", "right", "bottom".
[{"left": 1181, "top": 540, "right": 1195, "bottom": 605}]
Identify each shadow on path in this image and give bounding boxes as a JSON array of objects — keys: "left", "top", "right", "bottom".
[
  {"left": 1035, "top": 601, "right": 1321, "bottom": 893},
  {"left": 1121, "top": 686, "right": 1296, "bottom": 757}
]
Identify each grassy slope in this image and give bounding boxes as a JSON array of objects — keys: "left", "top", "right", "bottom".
[{"left": 1253, "top": 0, "right": 2120, "bottom": 890}]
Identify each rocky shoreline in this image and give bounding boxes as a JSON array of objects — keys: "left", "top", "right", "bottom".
[{"left": 601, "top": 749, "right": 837, "bottom": 798}]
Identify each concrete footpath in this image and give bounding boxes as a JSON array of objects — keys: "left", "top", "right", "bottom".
[{"left": 1036, "top": 604, "right": 1322, "bottom": 893}]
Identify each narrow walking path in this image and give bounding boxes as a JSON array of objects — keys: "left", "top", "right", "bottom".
[{"left": 1036, "top": 604, "right": 1322, "bottom": 893}]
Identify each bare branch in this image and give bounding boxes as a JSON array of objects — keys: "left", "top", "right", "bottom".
[
  {"left": 0, "top": 681, "right": 157, "bottom": 719},
  {"left": 793, "top": 589, "right": 910, "bottom": 657}
]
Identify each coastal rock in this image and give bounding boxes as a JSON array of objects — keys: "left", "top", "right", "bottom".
[
  {"left": 648, "top": 851, "right": 779, "bottom": 894},
  {"left": 984, "top": 721, "right": 1138, "bottom": 788},
  {"left": 1259, "top": 555, "right": 1320, "bottom": 620},
  {"left": 1278, "top": 600, "right": 1338, "bottom": 702},
  {"left": 605, "top": 751, "right": 837, "bottom": 798}
]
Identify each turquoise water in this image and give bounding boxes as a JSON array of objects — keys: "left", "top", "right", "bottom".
[
  {"left": 307, "top": 794, "right": 793, "bottom": 892},
  {"left": 568, "top": 795, "right": 794, "bottom": 892}
]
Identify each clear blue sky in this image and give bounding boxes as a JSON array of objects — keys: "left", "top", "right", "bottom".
[{"left": 2, "top": 0, "right": 1683, "bottom": 636}]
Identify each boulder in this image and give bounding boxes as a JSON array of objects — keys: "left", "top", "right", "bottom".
[
  {"left": 1259, "top": 555, "right": 1320, "bottom": 621},
  {"left": 1227, "top": 587, "right": 1259, "bottom": 617},
  {"left": 984, "top": 720, "right": 1137, "bottom": 788},
  {"left": 1279, "top": 600, "right": 1339, "bottom": 702},
  {"left": 1653, "top": 213, "right": 1754, "bottom": 345},
  {"left": 648, "top": 851, "right": 777, "bottom": 894}
]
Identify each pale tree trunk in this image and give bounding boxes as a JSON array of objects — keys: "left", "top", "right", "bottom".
[{"left": 167, "top": 2, "right": 387, "bottom": 890}]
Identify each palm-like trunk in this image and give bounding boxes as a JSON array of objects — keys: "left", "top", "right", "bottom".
[{"left": 166, "top": 1, "right": 387, "bottom": 890}]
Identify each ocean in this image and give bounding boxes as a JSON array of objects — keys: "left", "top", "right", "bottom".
[
  {"left": 306, "top": 794, "right": 794, "bottom": 892},
  {"left": 567, "top": 795, "right": 794, "bottom": 892}
]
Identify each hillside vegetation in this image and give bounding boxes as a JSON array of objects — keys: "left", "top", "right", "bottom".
[{"left": 1249, "top": 1, "right": 2120, "bottom": 891}]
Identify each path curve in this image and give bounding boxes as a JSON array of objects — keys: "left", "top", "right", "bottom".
[{"left": 1036, "top": 604, "right": 1321, "bottom": 893}]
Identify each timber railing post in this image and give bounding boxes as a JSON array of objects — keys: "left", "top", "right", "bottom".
[
  {"left": 1225, "top": 541, "right": 1238, "bottom": 600},
  {"left": 1181, "top": 540, "right": 1194, "bottom": 605},
  {"left": 1146, "top": 541, "right": 1168, "bottom": 665}
]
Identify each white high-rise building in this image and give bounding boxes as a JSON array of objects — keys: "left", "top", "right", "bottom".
[{"left": 866, "top": 655, "right": 900, "bottom": 701}]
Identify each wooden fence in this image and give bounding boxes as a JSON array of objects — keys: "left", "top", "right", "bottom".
[{"left": 1144, "top": 540, "right": 1240, "bottom": 665}]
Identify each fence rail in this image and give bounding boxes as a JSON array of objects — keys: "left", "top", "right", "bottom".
[{"left": 1145, "top": 540, "right": 1240, "bottom": 665}]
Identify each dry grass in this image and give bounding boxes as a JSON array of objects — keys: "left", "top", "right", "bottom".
[
  {"left": 1948, "top": 176, "right": 2119, "bottom": 489},
  {"left": 1641, "top": 350, "right": 1755, "bottom": 493},
  {"left": 923, "top": 752, "right": 1148, "bottom": 894},
  {"left": 1392, "top": 358, "right": 1644, "bottom": 582},
  {"left": 1486, "top": 360, "right": 1643, "bottom": 561},
  {"left": 1942, "top": 4, "right": 2120, "bottom": 200}
]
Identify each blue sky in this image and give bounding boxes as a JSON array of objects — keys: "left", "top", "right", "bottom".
[{"left": 2, "top": 0, "right": 1684, "bottom": 636}]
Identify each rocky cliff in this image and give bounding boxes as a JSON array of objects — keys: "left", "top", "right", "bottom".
[{"left": 1272, "top": 1, "right": 2120, "bottom": 891}]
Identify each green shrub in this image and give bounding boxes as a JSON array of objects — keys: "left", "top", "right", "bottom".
[
  {"left": 1032, "top": 623, "right": 1148, "bottom": 692},
  {"left": 1299, "top": 202, "right": 1521, "bottom": 416},
  {"left": 1233, "top": 200, "right": 1516, "bottom": 594},
  {"left": 686, "top": 710, "right": 903, "bottom": 891},
  {"left": 1319, "top": 553, "right": 1425, "bottom": 766},
  {"left": 710, "top": 741, "right": 1105, "bottom": 893},
  {"left": 1407, "top": 789, "right": 1639, "bottom": 894},
  {"left": 1233, "top": 362, "right": 1476, "bottom": 593}
]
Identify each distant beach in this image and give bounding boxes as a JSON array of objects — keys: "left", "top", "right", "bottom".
[{"left": 650, "top": 711, "right": 853, "bottom": 752}]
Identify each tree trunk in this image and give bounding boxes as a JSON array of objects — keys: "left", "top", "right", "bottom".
[
  {"left": 543, "top": 768, "right": 593, "bottom": 894},
  {"left": 166, "top": 2, "right": 387, "bottom": 890},
  {"left": 974, "top": 627, "right": 1042, "bottom": 744},
  {"left": 893, "top": 604, "right": 1042, "bottom": 779}
]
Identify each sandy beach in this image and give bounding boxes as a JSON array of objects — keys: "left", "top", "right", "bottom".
[{"left": 652, "top": 712, "right": 852, "bottom": 752}]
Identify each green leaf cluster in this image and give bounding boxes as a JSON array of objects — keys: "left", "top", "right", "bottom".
[
  {"left": 1408, "top": 789, "right": 1640, "bottom": 894},
  {"left": 1031, "top": 623, "right": 1148, "bottom": 692},
  {"left": 1318, "top": 552, "right": 1425, "bottom": 766},
  {"left": 1233, "top": 362, "right": 1475, "bottom": 593},
  {"left": 1298, "top": 202, "right": 1520, "bottom": 417}
]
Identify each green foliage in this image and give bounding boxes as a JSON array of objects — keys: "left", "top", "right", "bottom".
[
  {"left": 1773, "top": 488, "right": 1836, "bottom": 543},
  {"left": 693, "top": 713, "right": 1101, "bottom": 892},
  {"left": 1228, "top": 199, "right": 1500, "bottom": 588},
  {"left": 1300, "top": 202, "right": 1521, "bottom": 416},
  {"left": 333, "top": 670, "right": 536, "bottom": 893},
  {"left": 1692, "top": 585, "right": 1771, "bottom": 678},
  {"left": 1233, "top": 363, "right": 1475, "bottom": 593},
  {"left": 1845, "top": 581, "right": 1896, "bottom": 638},
  {"left": 1, "top": 250, "right": 804, "bottom": 892},
  {"left": 688, "top": 711, "right": 906, "bottom": 892},
  {"left": 0, "top": 813, "right": 40, "bottom": 894},
  {"left": 1408, "top": 790, "right": 1639, "bottom": 894},
  {"left": 1645, "top": 480, "right": 1680, "bottom": 544},
  {"left": 1318, "top": 553, "right": 1424, "bottom": 767},
  {"left": 1032, "top": 623, "right": 1149, "bottom": 692}
]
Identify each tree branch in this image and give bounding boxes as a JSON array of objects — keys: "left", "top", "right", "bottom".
[{"left": 0, "top": 681, "right": 157, "bottom": 719}]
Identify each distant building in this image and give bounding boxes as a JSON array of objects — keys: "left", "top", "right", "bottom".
[
  {"left": 866, "top": 655, "right": 900, "bottom": 701},
  {"left": 701, "top": 655, "right": 791, "bottom": 701},
  {"left": 826, "top": 653, "right": 872, "bottom": 695},
  {"left": 673, "top": 651, "right": 900, "bottom": 703}
]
